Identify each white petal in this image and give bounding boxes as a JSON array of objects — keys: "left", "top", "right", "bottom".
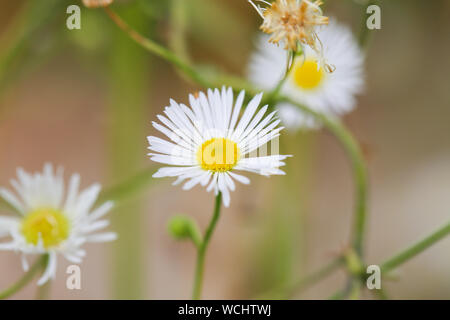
[
  {"left": 224, "top": 173, "right": 235, "bottom": 191},
  {"left": 148, "top": 154, "right": 196, "bottom": 166},
  {"left": 64, "top": 254, "right": 83, "bottom": 264},
  {"left": 236, "top": 155, "right": 290, "bottom": 176},
  {"left": 182, "top": 172, "right": 206, "bottom": 191},
  {"left": 72, "top": 184, "right": 101, "bottom": 217},
  {"left": 153, "top": 166, "right": 199, "bottom": 178},
  {"left": 217, "top": 174, "right": 230, "bottom": 207},
  {"left": 37, "top": 252, "right": 58, "bottom": 286},
  {"left": 0, "top": 241, "right": 16, "bottom": 250},
  {"left": 64, "top": 173, "right": 80, "bottom": 213},
  {"left": 228, "top": 90, "right": 245, "bottom": 133},
  {"left": 231, "top": 92, "right": 263, "bottom": 140},
  {"left": 88, "top": 201, "right": 114, "bottom": 222},
  {"left": 235, "top": 104, "right": 268, "bottom": 142},
  {"left": 81, "top": 220, "right": 110, "bottom": 233},
  {"left": 0, "top": 188, "right": 24, "bottom": 214},
  {"left": 206, "top": 173, "right": 219, "bottom": 193},
  {"left": 0, "top": 216, "right": 20, "bottom": 237},
  {"left": 228, "top": 172, "right": 251, "bottom": 185},
  {"left": 21, "top": 254, "right": 29, "bottom": 272},
  {"left": 85, "top": 232, "right": 117, "bottom": 243}
]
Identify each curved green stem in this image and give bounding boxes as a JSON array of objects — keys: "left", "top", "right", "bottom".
[
  {"left": 103, "top": 7, "right": 209, "bottom": 88},
  {"left": 103, "top": 6, "right": 257, "bottom": 94},
  {"left": 96, "top": 167, "right": 157, "bottom": 206},
  {"left": 36, "top": 255, "right": 51, "bottom": 300},
  {"left": 192, "top": 192, "right": 222, "bottom": 300},
  {"left": 257, "top": 257, "right": 343, "bottom": 299},
  {"left": 381, "top": 221, "right": 450, "bottom": 273},
  {"left": 169, "top": 0, "right": 190, "bottom": 62},
  {"left": 330, "top": 220, "right": 450, "bottom": 300},
  {"left": 280, "top": 96, "right": 368, "bottom": 257},
  {"left": 287, "top": 257, "right": 343, "bottom": 298},
  {"left": 0, "top": 255, "right": 47, "bottom": 300}
]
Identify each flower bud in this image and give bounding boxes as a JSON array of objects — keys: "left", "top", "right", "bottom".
[{"left": 167, "top": 215, "right": 202, "bottom": 246}]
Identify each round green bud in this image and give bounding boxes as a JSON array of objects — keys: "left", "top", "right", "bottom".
[{"left": 168, "top": 215, "right": 193, "bottom": 239}]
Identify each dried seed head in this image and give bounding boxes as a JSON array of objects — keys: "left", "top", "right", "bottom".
[
  {"left": 82, "top": 0, "right": 113, "bottom": 8},
  {"left": 249, "top": 0, "right": 329, "bottom": 52}
]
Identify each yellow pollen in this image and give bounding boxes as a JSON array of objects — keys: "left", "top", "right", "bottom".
[
  {"left": 292, "top": 58, "right": 324, "bottom": 90},
  {"left": 21, "top": 208, "right": 70, "bottom": 248},
  {"left": 197, "top": 138, "right": 240, "bottom": 172}
]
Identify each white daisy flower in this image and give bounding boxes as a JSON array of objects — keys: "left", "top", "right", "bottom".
[
  {"left": 0, "top": 164, "right": 117, "bottom": 285},
  {"left": 147, "top": 87, "right": 290, "bottom": 207},
  {"left": 248, "top": 19, "right": 365, "bottom": 130}
]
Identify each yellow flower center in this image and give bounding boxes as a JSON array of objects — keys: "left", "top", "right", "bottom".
[
  {"left": 291, "top": 58, "right": 324, "bottom": 90},
  {"left": 22, "top": 208, "right": 70, "bottom": 248},
  {"left": 197, "top": 138, "right": 240, "bottom": 172}
]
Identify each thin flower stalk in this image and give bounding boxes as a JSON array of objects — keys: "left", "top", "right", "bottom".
[{"left": 192, "top": 193, "right": 222, "bottom": 300}]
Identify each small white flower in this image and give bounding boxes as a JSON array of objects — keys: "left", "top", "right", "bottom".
[
  {"left": 248, "top": 19, "right": 365, "bottom": 130},
  {"left": 0, "top": 164, "right": 116, "bottom": 285},
  {"left": 147, "top": 87, "right": 290, "bottom": 207}
]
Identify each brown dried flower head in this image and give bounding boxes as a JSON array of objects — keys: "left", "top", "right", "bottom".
[
  {"left": 82, "top": 0, "right": 113, "bottom": 8},
  {"left": 249, "top": 0, "right": 329, "bottom": 52}
]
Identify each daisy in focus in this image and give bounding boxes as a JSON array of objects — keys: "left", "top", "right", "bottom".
[
  {"left": 0, "top": 164, "right": 116, "bottom": 285},
  {"left": 248, "top": 19, "right": 365, "bottom": 130},
  {"left": 147, "top": 87, "right": 290, "bottom": 207},
  {"left": 248, "top": 0, "right": 328, "bottom": 57}
]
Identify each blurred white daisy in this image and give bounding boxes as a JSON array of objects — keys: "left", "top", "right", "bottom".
[
  {"left": 248, "top": 19, "right": 364, "bottom": 130},
  {"left": 147, "top": 87, "right": 290, "bottom": 207},
  {"left": 0, "top": 164, "right": 116, "bottom": 285}
]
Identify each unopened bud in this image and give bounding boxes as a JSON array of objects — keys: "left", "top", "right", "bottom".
[{"left": 167, "top": 215, "right": 202, "bottom": 246}]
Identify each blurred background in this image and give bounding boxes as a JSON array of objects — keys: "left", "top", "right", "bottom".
[{"left": 0, "top": 0, "right": 449, "bottom": 299}]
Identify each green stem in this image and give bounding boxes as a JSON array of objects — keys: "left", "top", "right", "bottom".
[
  {"left": 0, "top": 0, "right": 67, "bottom": 94},
  {"left": 35, "top": 280, "right": 51, "bottom": 300},
  {"left": 280, "top": 97, "right": 368, "bottom": 257},
  {"left": 103, "top": 7, "right": 209, "bottom": 88},
  {"left": 287, "top": 257, "right": 343, "bottom": 298},
  {"left": 329, "top": 289, "right": 346, "bottom": 300},
  {"left": 258, "top": 257, "right": 342, "bottom": 299},
  {"left": 169, "top": 0, "right": 190, "bottom": 62},
  {"left": 192, "top": 192, "right": 222, "bottom": 300},
  {"left": 348, "top": 281, "right": 362, "bottom": 300},
  {"left": 106, "top": 4, "right": 152, "bottom": 299},
  {"left": 36, "top": 253, "right": 51, "bottom": 300},
  {"left": 331, "top": 220, "right": 450, "bottom": 299},
  {"left": 0, "top": 255, "right": 47, "bottom": 299},
  {"left": 381, "top": 221, "right": 450, "bottom": 273},
  {"left": 96, "top": 167, "right": 157, "bottom": 207},
  {"left": 373, "top": 287, "right": 389, "bottom": 300}
]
